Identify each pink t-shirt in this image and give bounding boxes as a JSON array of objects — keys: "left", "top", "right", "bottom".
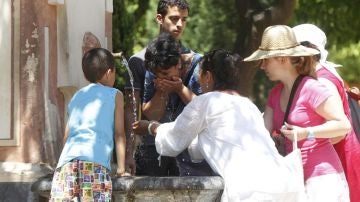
[{"left": 267, "top": 76, "right": 343, "bottom": 180}]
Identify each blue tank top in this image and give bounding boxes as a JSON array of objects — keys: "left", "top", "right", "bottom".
[{"left": 56, "top": 83, "right": 119, "bottom": 169}]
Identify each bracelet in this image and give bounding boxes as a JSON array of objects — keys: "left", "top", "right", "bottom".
[
  {"left": 306, "top": 127, "right": 315, "bottom": 140},
  {"left": 148, "top": 121, "right": 153, "bottom": 135},
  {"left": 148, "top": 121, "right": 158, "bottom": 136}
]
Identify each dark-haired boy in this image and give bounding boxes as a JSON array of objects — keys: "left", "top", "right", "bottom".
[{"left": 124, "top": 0, "right": 212, "bottom": 176}]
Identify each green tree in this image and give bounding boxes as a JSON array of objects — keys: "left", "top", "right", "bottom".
[
  {"left": 184, "top": 0, "right": 296, "bottom": 109},
  {"left": 331, "top": 43, "right": 360, "bottom": 86},
  {"left": 112, "top": 0, "right": 150, "bottom": 55},
  {"left": 293, "top": 0, "right": 360, "bottom": 86},
  {"left": 293, "top": 1, "right": 360, "bottom": 47},
  {"left": 112, "top": 0, "right": 150, "bottom": 90},
  {"left": 188, "top": 0, "right": 296, "bottom": 108},
  {"left": 113, "top": 0, "right": 360, "bottom": 108},
  {"left": 113, "top": 0, "right": 297, "bottom": 109}
]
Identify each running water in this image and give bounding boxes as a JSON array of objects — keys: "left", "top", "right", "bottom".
[
  {"left": 121, "top": 55, "right": 138, "bottom": 122},
  {"left": 121, "top": 55, "right": 142, "bottom": 156}
]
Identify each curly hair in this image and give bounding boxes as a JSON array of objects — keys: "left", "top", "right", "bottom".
[{"left": 144, "top": 32, "right": 181, "bottom": 74}]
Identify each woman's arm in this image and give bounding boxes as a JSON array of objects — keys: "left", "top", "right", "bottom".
[
  {"left": 281, "top": 96, "right": 351, "bottom": 140},
  {"left": 134, "top": 96, "right": 205, "bottom": 157},
  {"left": 311, "top": 95, "right": 351, "bottom": 138},
  {"left": 318, "top": 78, "right": 347, "bottom": 144},
  {"left": 154, "top": 97, "right": 205, "bottom": 157}
]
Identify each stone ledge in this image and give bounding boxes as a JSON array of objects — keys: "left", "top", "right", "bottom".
[
  {"left": 31, "top": 175, "right": 224, "bottom": 201},
  {"left": 0, "top": 162, "right": 53, "bottom": 182}
]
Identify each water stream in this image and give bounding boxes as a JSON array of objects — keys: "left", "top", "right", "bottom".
[
  {"left": 121, "top": 56, "right": 140, "bottom": 155},
  {"left": 121, "top": 55, "right": 138, "bottom": 122}
]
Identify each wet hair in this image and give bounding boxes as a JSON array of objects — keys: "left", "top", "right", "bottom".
[
  {"left": 200, "top": 49, "right": 243, "bottom": 91},
  {"left": 290, "top": 55, "right": 317, "bottom": 79},
  {"left": 82, "top": 48, "right": 115, "bottom": 83},
  {"left": 157, "top": 0, "right": 190, "bottom": 16},
  {"left": 144, "top": 32, "right": 181, "bottom": 74}
]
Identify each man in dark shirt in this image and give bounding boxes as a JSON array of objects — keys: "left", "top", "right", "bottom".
[{"left": 124, "top": 0, "right": 213, "bottom": 176}]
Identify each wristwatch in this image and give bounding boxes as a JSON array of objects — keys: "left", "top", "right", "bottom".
[{"left": 306, "top": 127, "right": 315, "bottom": 140}]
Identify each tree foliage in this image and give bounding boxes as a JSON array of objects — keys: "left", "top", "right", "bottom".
[
  {"left": 182, "top": 0, "right": 239, "bottom": 53},
  {"left": 113, "top": 0, "right": 360, "bottom": 109},
  {"left": 184, "top": 0, "right": 297, "bottom": 108},
  {"left": 293, "top": 0, "right": 360, "bottom": 47},
  {"left": 331, "top": 43, "right": 360, "bottom": 85},
  {"left": 112, "top": 0, "right": 150, "bottom": 89},
  {"left": 292, "top": 1, "right": 360, "bottom": 86}
]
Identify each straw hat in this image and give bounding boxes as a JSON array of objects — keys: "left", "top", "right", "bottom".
[{"left": 244, "top": 25, "right": 319, "bottom": 61}]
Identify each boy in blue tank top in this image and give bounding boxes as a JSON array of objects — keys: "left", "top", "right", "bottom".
[{"left": 50, "top": 48, "right": 127, "bottom": 201}]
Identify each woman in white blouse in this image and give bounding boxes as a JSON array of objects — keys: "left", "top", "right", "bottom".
[{"left": 133, "top": 49, "right": 305, "bottom": 201}]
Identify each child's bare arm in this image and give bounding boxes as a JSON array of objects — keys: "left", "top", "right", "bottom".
[{"left": 114, "top": 91, "right": 127, "bottom": 176}]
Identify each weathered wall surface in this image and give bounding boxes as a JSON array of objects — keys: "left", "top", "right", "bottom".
[
  {"left": 0, "top": 0, "right": 61, "bottom": 165},
  {"left": 0, "top": 0, "right": 113, "bottom": 169},
  {"left": 1, "top": 0, "right": 113, "bottom": 200}
]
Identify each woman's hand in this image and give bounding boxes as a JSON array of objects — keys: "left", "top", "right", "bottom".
[
  {"left": 132, "top": 120, "right": 150, "bottom": 135},
  {"left": 280, "top": 122, "right": 307, "bottom": 141}
]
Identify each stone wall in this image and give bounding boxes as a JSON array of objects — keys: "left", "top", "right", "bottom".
[
  {"left": 0, "top": 1, "right": 113, "bottom": 200},
  {"left": 0, "top": 0, "right": 113, "bottom": 169}
]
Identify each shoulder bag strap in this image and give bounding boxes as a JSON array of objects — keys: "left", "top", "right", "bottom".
[
  {"left": 278, "top": 75, "right": 304, "bottom": 155},
  {"left": 283, "top": 75, "right": 304, "bottom": 123}
]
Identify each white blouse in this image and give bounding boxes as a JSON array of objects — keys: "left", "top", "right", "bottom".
[{"left": 156, "top": 92, "right": 305, "bottom": 201}]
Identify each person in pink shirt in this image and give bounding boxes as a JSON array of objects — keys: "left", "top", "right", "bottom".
[
  {"left": 244, "top": 25, "right": 351, "bottom": 202},
  {"left": 293, "top": 23, "right": 360, "bottom": 202}
]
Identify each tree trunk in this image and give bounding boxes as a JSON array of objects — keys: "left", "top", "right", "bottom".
[{"left": 233, "top": 0, "right": 296, "bottom": 97}]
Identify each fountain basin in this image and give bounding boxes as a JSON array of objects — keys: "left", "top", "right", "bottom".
[{"left": 31, "top": 175, "right": 224, "bottom": 201}]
